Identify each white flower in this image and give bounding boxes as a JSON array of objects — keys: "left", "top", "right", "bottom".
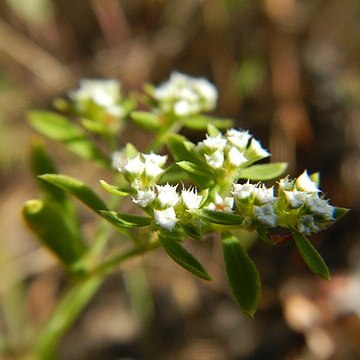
[
  {"left": 153, "top": 72, "right": 218, "bottom": 116},
  {"left": 206, "top": 193, "right": 234, "bottom": 212},
  {"left": 154, "top": 207, "right": 178, "bottom": 230},
  {"left": 226, "top": 129, "right": 251, "bottom": 150},
  {"left": 181, "top": 187, "right": 202, "bottom": 210},
  {"left": 228, "top": 146, "right": 247, "bottom": 167},
  {"left": 156, "top": 184, "right": 180, "bottom": 208},
  {"left": 123, "top": 154, "right": 144, "bottom": 175},
  {"left": 246, "top": 138, "right": 270, "bottom": 160},
  {"left": 253, "top": 204, "right": 277, "bottom": 227},
  {"left": 278, "top": 177, "right": 295, "bottom": 192},
  {"left": 203, "top": 134, "right": 227, "bottom": 151},
  {"left": 284, "top": 190, "right": 307, "bottom": 208},
  {"left": 142, "top": 153, "right": 168, "bottom": 167},
  {"left": 69, "top": 79, "right": 122, "bottom": 111},
  {"left": 232, "top": 181, "right": 257, "bottom": 200},
  {"left": 133, "top": 189, "right": 156, "bottom": 207},
  {"left": 296, "top": 171, "right": 320, "bottom": 193},
  {"left": 305, "top": 195, "right": 334, "bottom": 219},
  {"left": 205, "top": 150, "right": 225, "bottom": 169},
  {"left": 254, "top": 185, "right": 276, "bottom": 204},
  {"left": 297, "top": 215, "right": 321, "bottom": 235},
  {"left": 107, "top": 104, "right": 125, "bottom": 118}
]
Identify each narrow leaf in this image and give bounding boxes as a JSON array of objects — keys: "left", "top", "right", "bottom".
[
  {"left": 333, "top": 207, "right": 349, "bottom": 220},
  {"left": 131, "top": 111, "right": 162, "bottom": 131},
  {"left": 22, "top": 199, "right": 86, "bottom": 266},
  {"left": 39, "top": 174, "right": 108, "bottom": 214},
  {"left": 159, "top": 234, "right": 212, "bottom": 280},
  {"left": 28, "top": 111, "right": 109, "bottom": 166},
  {"left": 293, "top": 232, "right": 330, "bottom": 279},
  {"left": 222, "top": 232, "right": 261, "bottom": 317},
  {"left": 100, "top": 210, "right": 151, "bottom": 228},
  {"left": 182, "top": 115, "right": 233, "bottom": 130},
  {"left": 177, "top": 161, "right": 213, "bottom": 178},
  {"left": 100, "top": 180, "right": 130, "bottom": 196},
  {"left": 238, "top": 162, "right": 287, "bottom": 181},
  {"left": 167, "top": 134, "right": 199, "bottom": 163},
  {"left": 196, "top": 209, "right": 242, "bottom": 226},
  {"left": 158, "top": 164, "right": 191, "bottom": 184}
]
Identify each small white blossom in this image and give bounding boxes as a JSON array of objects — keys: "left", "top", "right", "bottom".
[
  {"left": 278, "top": 177, "right": 295, "bottom": 192},
  {"left": 144, "top": 163, "right": 165, "bottom": 178},
  {"left": 153, "top": 72, "right": 218, "bottom": 116},
  {"left": 232, "top": 181, "right": 257, "bottom": 200},
  {"left": 143, "top": 153, "right": 168, "bottom": 167},
  {"left": 228, "top": 146, "right": 247, "bottom": 167},
  {"left": 246, "top": 138, "right": 270, "bottom": 159},
  {"left": 156, "top": 184, "right": 180, "bottom": 208},
  {"left": 306, "top": 195, "right": 334, "bottom": 219},
  {"left": 154, "top": 207, "right": 178, "bottom": 230},
  {"left": 296, "top": 171, "right": 319, "bottom": 193},
  {"left": 253, "top": 204, "right": 277, "bottom": 227},
  {"left": 133, "top": 189, "right": 156, "bottom": 207},
  {"left": 284, "top": 190, "right": 307, "bottom": 208},
  {"left": 206, "top": 193, "right": 234, "bottom": 212},
  {"left": 298, "top": 215, "right": 321, "bottom": 235},
  {"left": 181, "top": 188, "right": 203, "bottom": 210},
  {"left": 226, "top": 129, "right": 251, "bottom": 150},
  {"left": 205, "top": 150, "right": 225, "bottom": 169},
  {"left": 254, "top": 185, "right": 276, "bottom": 204},
  {"left": 203, "top": 134, "right": 227, "bottom": 151},
  {"left": 123, "top": 154, "right": 144, "bottom": 175},
  {"left": 69, "top": 79, "right": 123, "bottom": 114}
]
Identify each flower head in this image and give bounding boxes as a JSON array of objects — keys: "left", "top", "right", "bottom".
[
  {"left": 181, "top": 187, "right": 203, "bottom": 210},
  {"left": 156, "top": 184, "right": 180, "bottom": 208},
  {"left": 154, "top": 207, "right": 178, "bottom": 231},
  {"left": 253, "top": 204, "right": 278, "bottom": 227},
  {"left": 295, "top": 171, "right": 319, "bottom": 193},
  {"left": 228, "top": 146, "right": 247, "bottom": 167},
  {"left": 232, "top": 181, "right": 257, "bottom": 200},
  {"left": 226, "top": 129, "right": 251, "bottom": 150},
  {"left": 206, "top": 193, "right": 234, "bottom": 213},
  {"left": 133, "top": 188, "right": 156, "bottom": 207},
  {"left": 205, "top": 150, "right": 225, "bottom": 169}
]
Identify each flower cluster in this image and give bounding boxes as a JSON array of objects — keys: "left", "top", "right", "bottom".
[
  {"left": 153, "top": 72, "right": 218, "bottom": 116},
  {"left": 195, "top": 128, "right": 269, "bottom": 172},
  {"left": 69, "top": 79, "right": 125, "bottom": 118}
]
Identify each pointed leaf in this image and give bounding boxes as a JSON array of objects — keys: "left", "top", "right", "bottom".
[
  {"left": 196, "top": 209, "right": 242, "bottom": 226},
  {"left": 180, "top": 222, "right": 203, "bottom": 240},
  {"left": 293, "top": 232, "right": 330, "bottom": 280},
  {"left": 130, "top": 111, "right": 162, "bottom": 131},
  {"left": 182, "top": 115, "right": 233, "bottom": 130},
  {"left": 100, "top": 180, "right": 130, "bottom": 196},
  {"left": 238, "top": 163, "right": 287, "bottom": 181},
  {"left": 176, "top": 161, "right": 213, "bottom": 178},
  {"left": 158, "top": 164, "right": 191, "bottom": 184},
  {"left": 167, "top": 134, "right": 199, "bottom": 163},
  {"left": 221, "top": 232, "right": 261, "bottom": 317},
  {"left": 207, "top": 124, "right": 220, "bottom": 136},
  {"left": 39, "top": 174, "right": 108, "bottom": 214},
  {"left": 100, "top": 210, "right": 151, "bottom": 228},
  {"left": 22, "top": 199, "right": 86, "bottom": 266},
  {"left": 333, "top": 207, "right": 349, "bottom": 220},
  {"left": 159, "top": 234, "right": 212, "bottom": 280},
  {"left": 28, "top": 111, "right": 109, "bottom": 166}
]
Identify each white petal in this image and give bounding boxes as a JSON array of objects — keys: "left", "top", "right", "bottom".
[
  {"left": 296, "top": 171, "right": 319, "bottom": 193},
  {"left": 154, "top": 207, "right": 178, "bottom": 230}
]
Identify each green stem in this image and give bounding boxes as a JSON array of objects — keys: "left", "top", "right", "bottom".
[{"left": 147, "top": 120, "right": 183, "bottom": 152}]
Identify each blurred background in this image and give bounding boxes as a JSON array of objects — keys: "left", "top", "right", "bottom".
[{"left": 1, "top": 0, "right": 360, "bottom": 359}]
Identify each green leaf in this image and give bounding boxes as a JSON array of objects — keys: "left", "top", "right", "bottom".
[
  {"left": 39, "top": 174, "right": 108, "bottom": 214},
  {"left": 130, "top": 111, "right": 162, "bottom": 131},
  {"left": 167, "top": 134, "right": 198, "bottom": 163},
  {"left": 28, "top": 111, "right": 109, "bottom": 166},
  {"left": 333, "top": 207, "right": 349, "bottom": 220},
  {"left": 80, "top": 118, "right": 107, "bottom": 134},
  {"left": 159, "top": 234, "right": 212, "bottom": 280},
  {"left": 180, "top": 222, "right": 203, "bottom": 240},
  {"left": 196, "top": 209, "right": 242, "bottom": 226},
  {"left": 238, "top": 162, "right": 287, "bottom": 181},
  {"left": 207, "top": 124, "right": 220, "bottom": 137},
  {"left": 256, "top": 227, "right": 276, "bottom": 246},
  {"left": 221, "top": 232, "right": 261, "bottom": 317},
  {"left": 100, "top": 210, "right": 151, "bottom": 228},
  {"left": 182, "top": 115, "right": 233, "bottom": 130},
  {"left": 22, "top": 199, "right": 86, "bottom": 267},
  {"left": 100, "top": 180, "right": 130, "bottom": 196},
  {"left": 176, "top": 161, "right": 213, "bottom": 178},
  {"left": 158, "top": 164, "right": 191, "bottom": 184},
  {"left": 125, "top": 143, "right": 139, "bottom": 159},
  {"left": 293, "top": 232, "right": 330, "bottom": 280}
]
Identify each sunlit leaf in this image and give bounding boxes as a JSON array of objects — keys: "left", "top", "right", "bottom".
[
  {"left": 237, "top": 162, "right": 287, "bottom": 181},
  {"left": 159, "top": 233, "right": 212, "bottom": 280},
  {"left": 28, "top": 111, "right": 109, "bottom": 166},
  {"left": 100, "top": 180, "right": 130, "bottom": 196},
  {"left": 222, "top": 232, "right": 261, "bottom": 317},
  {"left": 196, "top": 209, "right": 242, "bottom": 226},
  {"left": 182, "top": 115, "right": 233, "bottom": 130},
  {"left": 100, "top": 210, "right": 151, "bottom": 228},
  {"left": 293, "top": 232, "right": 330, "bottom": 280},
  {"left": 130, "top": 111, "right": 162, "bottom": 131},
  {"left": 39, "top": 174, "right": 108, "bottom": 214},
  {"left": 176, "top": 161, "right": 213, "bottom": 178}
]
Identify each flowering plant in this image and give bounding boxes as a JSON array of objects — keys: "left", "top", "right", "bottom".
[{"left": 23, "top": 73, "right": 347, "bottom": 357}]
